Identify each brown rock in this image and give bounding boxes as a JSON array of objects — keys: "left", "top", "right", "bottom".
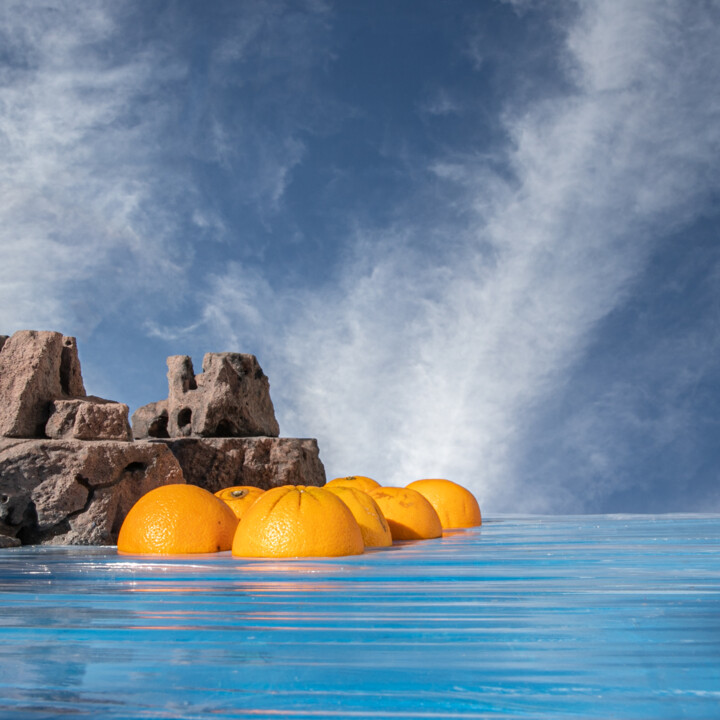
[
  {"left": 46, "top": 397, "right": 133, "bottom": 441},
  {"left": 156, "top": 436, "right": 325, "bottom": 494},
  {"left": 165, "top": 353, "right": 280, "bottom": 438},
  {"left": 0, "top": 438, "right": 184, "bottom": 545},
  {"left": 0, "top": 330, "right": 86, "bottom": 437},
  {"left": 0, "top": 533, "right": 21, "bottom": 548},
  {"left": 131, "top": 400, "right": 169, "bottom": 439}
]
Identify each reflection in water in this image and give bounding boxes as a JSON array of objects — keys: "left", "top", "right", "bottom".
[{"left": 0, "top": 516, "right": 719, "bottom": 718}]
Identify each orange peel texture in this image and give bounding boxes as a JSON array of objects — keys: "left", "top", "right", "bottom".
[
  {"left": 232, "top": 485, "right": 365, "bottom": 558},
  {"left": 215, "top": 485, "right": 265, "bottom": 520},
  {"left": 368, "top": 486, "right": 442, "bottom": 541},
  {"left": 117, "top": 484, "right": 238, "bottom": 555},
  {"left": 325, "top": 475, "right": 381, "bottom": 493},
  {"left": 324, "top": 485, "right": 392, "bottom": 548},
  {"left": 406, "top": 479, "right": 482, "bottom": 529}
]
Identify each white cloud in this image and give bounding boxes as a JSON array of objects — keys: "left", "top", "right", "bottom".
[
  {"left": 204, "top": 0, "right": 720, "bottom": 511},
  {"left": 420, "top": 89, "right": 462, "bottom": 117},
  {"left": 0, "top": 0, "right": 191, "bottom": 335},
  {"left": 0, "top": 0, "right": 330, "bottom": 338},
  {"left": 198, "top": 264, "right": 278, "bottom": 351},
  {"left": 192, "top": 0, "right": 333, "bottom": 219}
]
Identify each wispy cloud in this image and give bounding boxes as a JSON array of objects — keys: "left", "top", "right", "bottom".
[
  {"left": 0, "top": 0, "right": 192, "bottom": 334},
  {"left": 198, "top": 0, "right": 720, "bottom": 510},
  {"left": 0, "top": 0, "right": 333, "bottom": 336},
  {"left": 180, "top": 0, "right": 335, "bottom": 219},
  {"left": 420, "top": 89, "right": 461, "bottom": 117}
]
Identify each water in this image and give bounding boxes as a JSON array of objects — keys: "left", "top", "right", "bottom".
[{"left": 0, "top": 514, "right": 719, "bottom": 719}]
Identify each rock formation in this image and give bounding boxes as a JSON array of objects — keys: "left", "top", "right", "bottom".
[
  {"left": 131, "top": 400, "right": 168, "bottom": 440},
  {"left": 0, "top": 330, "right": 326, "bottom": 547},
  {"left": 133, "top": 352, "right": 323, "bottom": 496},
  {"left": 0, "top": 331, "right": 86, "bottom": 437},
  {"left": 136, "top": 353, "right": 280, "bottom": 439}
]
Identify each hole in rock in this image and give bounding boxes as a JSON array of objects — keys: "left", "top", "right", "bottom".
[
  {"left": 148, "top": 414, "right": 169, "bottom": 438},
  {"left": 177, "top": 408, "right": 192, "bottom": 428},
  {"left": 59, "top": 344, "right": 76, "bottom": 394},
  {"left": 213, "top": 419, "right": 236, "bottom": 437},
  {"left": 123, "top": 462, "right": 147, "bottom": 475},
  {"left": 16, "top": 501, "right": 39, "bottom": 545}
]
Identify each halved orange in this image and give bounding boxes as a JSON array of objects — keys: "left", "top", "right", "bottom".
[
  {"left": 117, "top": 484, "right": 238, "bottom": 555},
  {"left": 214, "top": 485, "right": 265, "bottom": 520},
  {"left": 232, "top": 485, "right": 364, "bottom": 558},
  {"left": 325, "top": 485, "right": 392, "bottom": 547},
  {"left": 368, "top": 486, "right": 442, "bottom": 541},
  {"left": 325, "top": 476, "right": 381, "bottom": 493},
  {"left": 406, "top": 479, "right": 482, "bottom": 529}
]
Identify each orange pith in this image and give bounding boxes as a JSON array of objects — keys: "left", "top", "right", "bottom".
[
  {"left": 326, "top": 475, "right": 381, "bottom": 493},
  {"left": 324, "top": 485, "right": 392, "bottom": 548},
  {"left": 117, "top": 484, "right": 238, "bottom": 555},
  {"left": 368, "top": 486, "right": 442, "bottom": 541},
  {"left": 406, "top": 479, "right": 482, "bottom": 529},
  {"left": 232, "top": 485, "right": 365, "bottom": 558},
  {"left": 214, "top": 485, "right": 265, "bottom": 520}
]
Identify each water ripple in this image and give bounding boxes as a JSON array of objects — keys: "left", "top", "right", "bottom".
[{"left": 0, "top": 515, "right": 719, "bottom": 718}]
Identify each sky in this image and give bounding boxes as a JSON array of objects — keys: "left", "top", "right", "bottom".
[{"left": 1, "top": 0, "right": 719, "bottom": 514}]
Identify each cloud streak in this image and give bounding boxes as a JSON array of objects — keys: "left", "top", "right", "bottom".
[
  {"left": 230, "top": 0, "right": 720, "bottom": 511},
  {"left": 0, "top": 0, "right": 332, "bottom": 337},
  {"left": 0, "top": 0, "right": 196, "bottom": 335}
]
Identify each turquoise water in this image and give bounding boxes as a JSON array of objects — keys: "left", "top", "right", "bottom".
[{"left": 0, "top": 515, "right": 719, "bottom": 719}]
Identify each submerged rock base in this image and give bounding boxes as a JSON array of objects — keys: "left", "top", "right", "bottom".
[{"left": 0, "top": 439, "right": 183, "bottom": 546}]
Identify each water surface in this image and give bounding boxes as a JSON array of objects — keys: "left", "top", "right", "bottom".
[{"left": 1, "top": 515, "right": 719, "bottom": 718}]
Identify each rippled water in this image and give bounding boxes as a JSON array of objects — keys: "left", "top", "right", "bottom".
[{"left": 0, "top": 515, "right": 719, "bottom": 719}]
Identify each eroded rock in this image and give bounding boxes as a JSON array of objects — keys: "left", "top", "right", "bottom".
[
  {"left": 156, "top": 436, "right": 325, "bottom": 494},
  {"left": 131, "top": 400, "right": 169, "bottom": 439},
  {"left": 154, "top": 353, "right": 280, "bottom": 438},
  {"left": 0, "top": 331, "right": 87, "bottom": 437},
  {"left": 0, "top": 438, "right": 184, "bottom": 545},
  {"left": 46, "top": 397, "right": 133, "bottom": 441}
]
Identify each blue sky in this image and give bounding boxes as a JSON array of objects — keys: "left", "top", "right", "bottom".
[{"left": 2, "top": 0, "right": 719, "bottom": 513}]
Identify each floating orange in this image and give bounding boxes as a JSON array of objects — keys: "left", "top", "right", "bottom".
[
  {"left": 325, "top": 485, "right": 392, "bottom": 548},
  {"left": 406, "top": 479, "right": 482, "bottom": 529},
  {"left": 117, "top": 484, "right": 238, "bottom": 555},
  {"left": 214, "top": 485, "right": 265, "bottom": 520},
  {"left": 368, "top": 486, "right": 442, "bottom": 541},
  {"left": 325, "top": 475, "right": 381, "bottom": 493},
  {"left": 232, "top": 485, "right": 364, "bottom": 558}
]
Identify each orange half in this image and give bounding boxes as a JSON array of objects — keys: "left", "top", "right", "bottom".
[
  {"left": 406, "top": 479, "right": 482, "bottom": 529},
  {"left": 232, "top": 485, "right": 364, "bottom": 558},
  {"left": 215, "top": 485, "right": 265, "bottom": 520},
  {"left": 368, "top": 486, "right": 442, "bottom": 541}
]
